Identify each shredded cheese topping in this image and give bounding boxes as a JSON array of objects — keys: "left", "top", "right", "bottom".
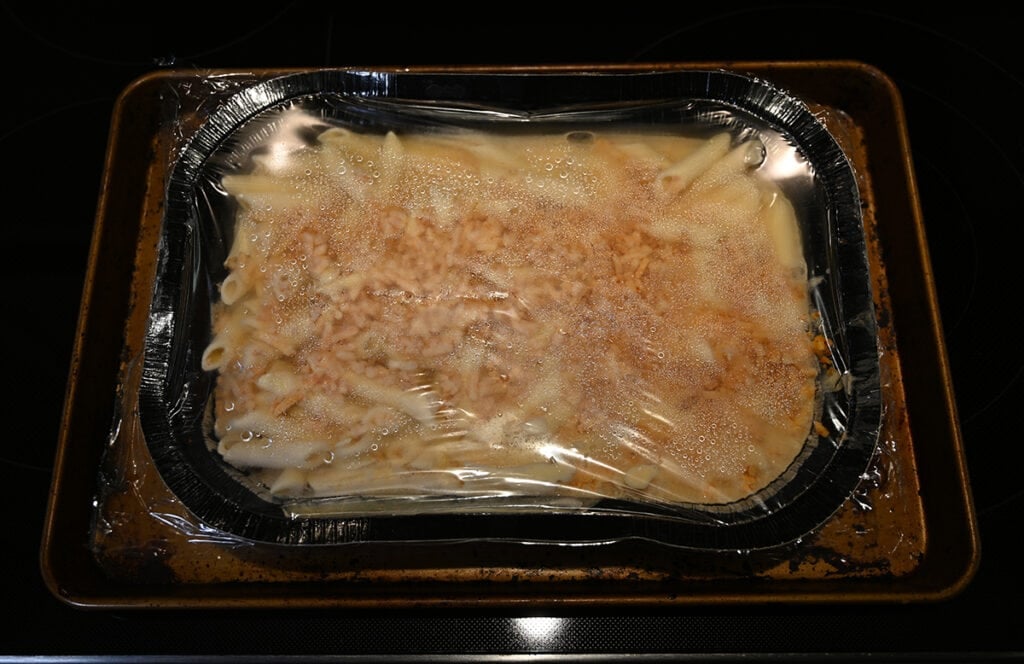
[{"left": 203, "top": 127, "right": 818, "bottom": 505}]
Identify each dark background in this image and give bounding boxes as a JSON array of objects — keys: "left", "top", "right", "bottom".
[{"left": 2, "top": 5, "right": 1021, "bottom": 662}]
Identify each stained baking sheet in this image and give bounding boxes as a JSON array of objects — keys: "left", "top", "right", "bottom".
[{"left": 40, "top": 62, "right": 978, "bottom": 608}]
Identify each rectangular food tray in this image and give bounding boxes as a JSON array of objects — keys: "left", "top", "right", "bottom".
[{"left": 40, "top": 62, "right": 979, "bottom": 609}]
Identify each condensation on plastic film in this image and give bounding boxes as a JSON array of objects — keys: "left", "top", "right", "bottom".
[
  {"left": 90, "top": 68, "right": 909, "bottom": 564},
  {"left": 789, "top": 102, "right": 923, "bottom": 573}
]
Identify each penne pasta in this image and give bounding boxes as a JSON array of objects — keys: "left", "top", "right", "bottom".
[{"left": 202, "top": 126, "right": 820, "bottom": 506}]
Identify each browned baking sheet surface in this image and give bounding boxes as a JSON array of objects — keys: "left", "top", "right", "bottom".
[{"left": 42, "top": 63, "right": 977, "bottom": 608}]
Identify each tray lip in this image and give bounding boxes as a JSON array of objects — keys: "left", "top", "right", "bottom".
[
  {"left": 39, "top": 67, "right": 146, "bottom": 605},
  {"left": 886, "top": 64, "right": 981, "bottom": 598},
  {"left": 41, "top": 60, "right": 980, "bottom": 609}
]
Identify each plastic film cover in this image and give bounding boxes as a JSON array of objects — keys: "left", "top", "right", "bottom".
[{"left": 129, "top": 69, "right": 881, "bottom": 551}]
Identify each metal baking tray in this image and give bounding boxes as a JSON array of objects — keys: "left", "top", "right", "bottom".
[{"left": 41, "top": 62, "right": 979, "bottom": 608}]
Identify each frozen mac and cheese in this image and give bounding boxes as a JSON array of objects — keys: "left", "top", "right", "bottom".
[{"left": 202, "top": 126, "right": 819, "bottom": 506}]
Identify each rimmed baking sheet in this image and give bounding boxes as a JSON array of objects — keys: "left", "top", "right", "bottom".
[{"left": 41, "top": 62, "right": 978, "bottom": 609}]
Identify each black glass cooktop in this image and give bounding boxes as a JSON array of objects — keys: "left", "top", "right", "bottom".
[{"left": 3, "top": 8, "right": 1020, "bottom": 662}]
